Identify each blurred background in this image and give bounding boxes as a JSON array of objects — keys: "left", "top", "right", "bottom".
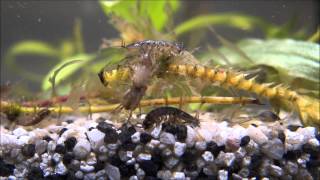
[{"left": 1, "top": 0, "right": 319, "bottom": 98}]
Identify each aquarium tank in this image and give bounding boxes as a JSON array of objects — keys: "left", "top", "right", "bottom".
[{"left": 0, "top": 0, "right": 319, "bottom": 179}]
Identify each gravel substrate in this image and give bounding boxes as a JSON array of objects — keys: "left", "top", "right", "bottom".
[{"left": 0, "top": 113, "right": 319, "bottom": 180}]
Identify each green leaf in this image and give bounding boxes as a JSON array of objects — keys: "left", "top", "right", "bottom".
[
  {"left": 4, "top": 40, "right": 59, "bottom": 82},
  {"left": 174, "top": 13, "right": 273, "bottom": 36},
  {"left": 5, "top": 40, "right": 58, "bottom": 57},
  {"left": 206, "top": 39, "right": 320, "bottom": 89},
  {"left": 140, "top": 0, "right": 180, "bottom": 31},
  {"left": 100, "top": 0, "right": 180, "bottom": 32},
  {"left": 99, "top": 0, "right": 137, "bottom": 23},
  {"left": 42, "top": 54, "right": 94, "bottom": 91}
]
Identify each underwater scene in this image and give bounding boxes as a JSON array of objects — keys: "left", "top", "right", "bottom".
[{"left": 1, "top": 1, "right": 319, "bottom": 179}]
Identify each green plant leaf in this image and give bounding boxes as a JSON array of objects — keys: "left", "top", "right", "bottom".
[
  {"left": 205, "top": 39, "right": 320, "bottom": 89},
  {"left": 174, "top": 13, "right": 273, "bottom": 36},
  {"left": 4, "top": 40, "right": 59, "bottom": 82},
  {"left": 42, "top": 54, "right": 94, "bottom": 91},
  {"left": 140, "top": 0, "right": 180, "bottom": 31},
  {"left": 99, "top": 0, "right": 137, "bottom": 23},
  {"left": 100, "top": 0, "right": 180, "bottom": 32}
]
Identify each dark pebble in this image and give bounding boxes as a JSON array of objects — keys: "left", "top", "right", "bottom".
[
  {"left": 42, "top": 135, "right": 53, "bottom": 142},
  {"left": 228, "top": 159, "right": 241, "bottom": 174},
  {"left": 206, "top": 141, "right": 220, "bottom": 157},
  {"left": 144, "top": 176, "right": 158, "bottom": 180},
  {"left": 45, "top": 174, "right": 68, "bottom": 180},
  {"left": 96, "top": 117, "right": 106, "bottom": 123},
  {"left": 59, "top": 128, "right": 68, "bottom": 136},
  {"left": 306, "top": 159, "right": 320, "bottom": 169},
  {"left": 62, "top": 152, "right": 75, "bottom": 165},
  {"left": 249, "top": 153, "right": 263, "bottom": 171},
  {"left": 21, "top": 144, "right": 36, "bottom": 158},
  {"left": 176, "top": 124, "right": 187, "bottom": 142},
  {"left": 287, "top": 125, "right": 301, "bottom": 132},
  {"left": 182, "top": 148, "right": 197, "bottom": 163},
  {"left": 316, "top": 133, "right": 320, "bottom": 142},
  {"left": 139, "top": 160, "right": 158, "bottom": 176},
  {"left": 0, "top": 158, "right": 15, "bottom": 176},
  {"left": 240, "top": 136, "right": 250, "bottom": 147},
  {"left": 94, "top": 160, "right": 105, "bottom": 171},
  {"left": 151, "top": 147, "right": 163, "bottom": 166},
  {"left": 162, "top": 122, "right": 177, "bottom": 135},
  {"left": 119, "top": 163, "right": 136, "bottom": 177},
  {"left": 121, "top": 142, "right": 137, "bottom": 151},
  {"left": 119, "top": 125, "right": 136, "bottom": 144},
  {"left": 97, "top": 121, "right": 113, "bottom": 133},
  {"left": 104, "top": 129, "right": 119, "bottom": 144},
  {"left": 27, "top": 166, "right": 44, "bottom": 180},
  {"left": 185, "top": 163, "right": 197, "bottom": 171},
  {"left": 55, "top": 144, "right": 66, "bottom": 154},
  {"left": 283, "top": 149, "right": 302, "bottom": 160},
  {"left": 65, "top": 119, "right": 74, "bottom": 124},
  {"left": 278, "top": 131, "right": 286, "bottom": 144},
  {"left": 140, "top": 132, "right": 153, "bottom": 144},
  {"left": 88, "top": 127, "right": 95, "bottom": 131},
  {"left": 50, "top": 158, "right": 57, "bottom": 166},
  {"left": 109, "top": 155, "right": 122, "bottom": 167},
  {"left": 302, "top": 143, "right": 319, "bottom": 158},
  {"left": 64, "top": 137, "right": 77, "bottom": 151}
]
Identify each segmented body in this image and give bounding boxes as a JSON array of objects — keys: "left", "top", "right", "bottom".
[
  {"left": 168, "top": 64, "right": 320, "bottom": 127},
  {"left": 16, "top": 109, "right": 51, "bottom": 126},
  {"left": 125, "top": 40, "right": 184, "bottom": 57},
  {"left": 143, "top": 106, "right": 199, "bottom": 129},
  {"left": 98, "top": 64, "right": 320, "bottom": 127}
]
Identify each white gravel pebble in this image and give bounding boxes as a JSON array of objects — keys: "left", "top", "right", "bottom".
[
  {"left": 105, "top": 163, "right": 121, "bottom": 180},
  {"left": 269, "top": 164, "right": 283, "bottom": 177},
  {"left": 195, "top": 141, "right": 207, "bottom": 151},
  {"left": 52, "top": 153, "right": 62, "bottom": 163},
  {"left": 216, "top": 152, "right": 235, "bottom": 167},
  {"left": 218, "top": 170, "right": 228, "bottom": 180},
  {"left": 47, "top": 141, "right": 56, "bottom": 152},
  {"left": 157, "top": 170, "right": 172, "bottom": 179},
  {"left": 55, "top": 162, "right": 68, "bottom": 175},
  {"left": 148, "top": 139, "right": 160, "bottom": 149},
  {"left": 151, "top": 124, "right": 162, "bottom": 138},
  {"left": 80, "top": 164, "right": 95, "bottom": 173},
  {"left": 202, "top": 151, "right": 214, "bottom": 162},
  {"left": 8, "top": 175, "right": 17, "bottom": 180},
  {"left": 0, "top": 134, "right": 19, "bottom": 149},
  {"left": 160, "top": 132, "right": 176, "bottom": 145},
  {"left": 75, "top": 171, "right": 84, "bottom": 179},
  {"left": 107, "top": 143, "right": 119, "bottom": 151},
  {"left": 285, "top": 129, "right": 304, "bottom": 150},
  {"left": 247, "top": 125, "right": 268, "bottom": 145},
  {"left": 87, "top": 129, "right": 105, "bottom": 150},
  {"left": 261, "top": 138, "right": 285, "bottom": 160},
  {"left": 308, "top": 138, "right": 320, "bottom": 147},
  {"left": 17, "top": 135, "right": 30, "bottom": 146},
  {"left": 99, "top": 145, "right": 108, "bottom": 153},
  {"left": 174, "top": 142, "right": 186, "bottom": 157},
  {"left": 137, "top": 153, "right": 152, "bottom": 161},
  {"left": 136, "top": 168, "right": 145, "bottom": 179},
  {"left": 129, "top": 175, "right": 139, "bottom": 180},
  {"left": 164, "top": 156, "right": 179, "bottom": 169},
  {"left": 296, "top": 127, "right": 316, "bottom": 140},
  {"left": 131, "top": 132, "right": 141, "bottom": 143},
  {"left": 13, "top": 128, "right": 28, "bottom": 137},
  {"left": 35, "top": 140, "right": 48, "bottom": 155},
  {"left": 73, "top": 140, "right": 91, "bottom": 159},
  {"left": 172, "top": 172, "right": 185, "bottom": 180},
  {"left": 186, "top": 126, "right": 197, "bottom": 147}
]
